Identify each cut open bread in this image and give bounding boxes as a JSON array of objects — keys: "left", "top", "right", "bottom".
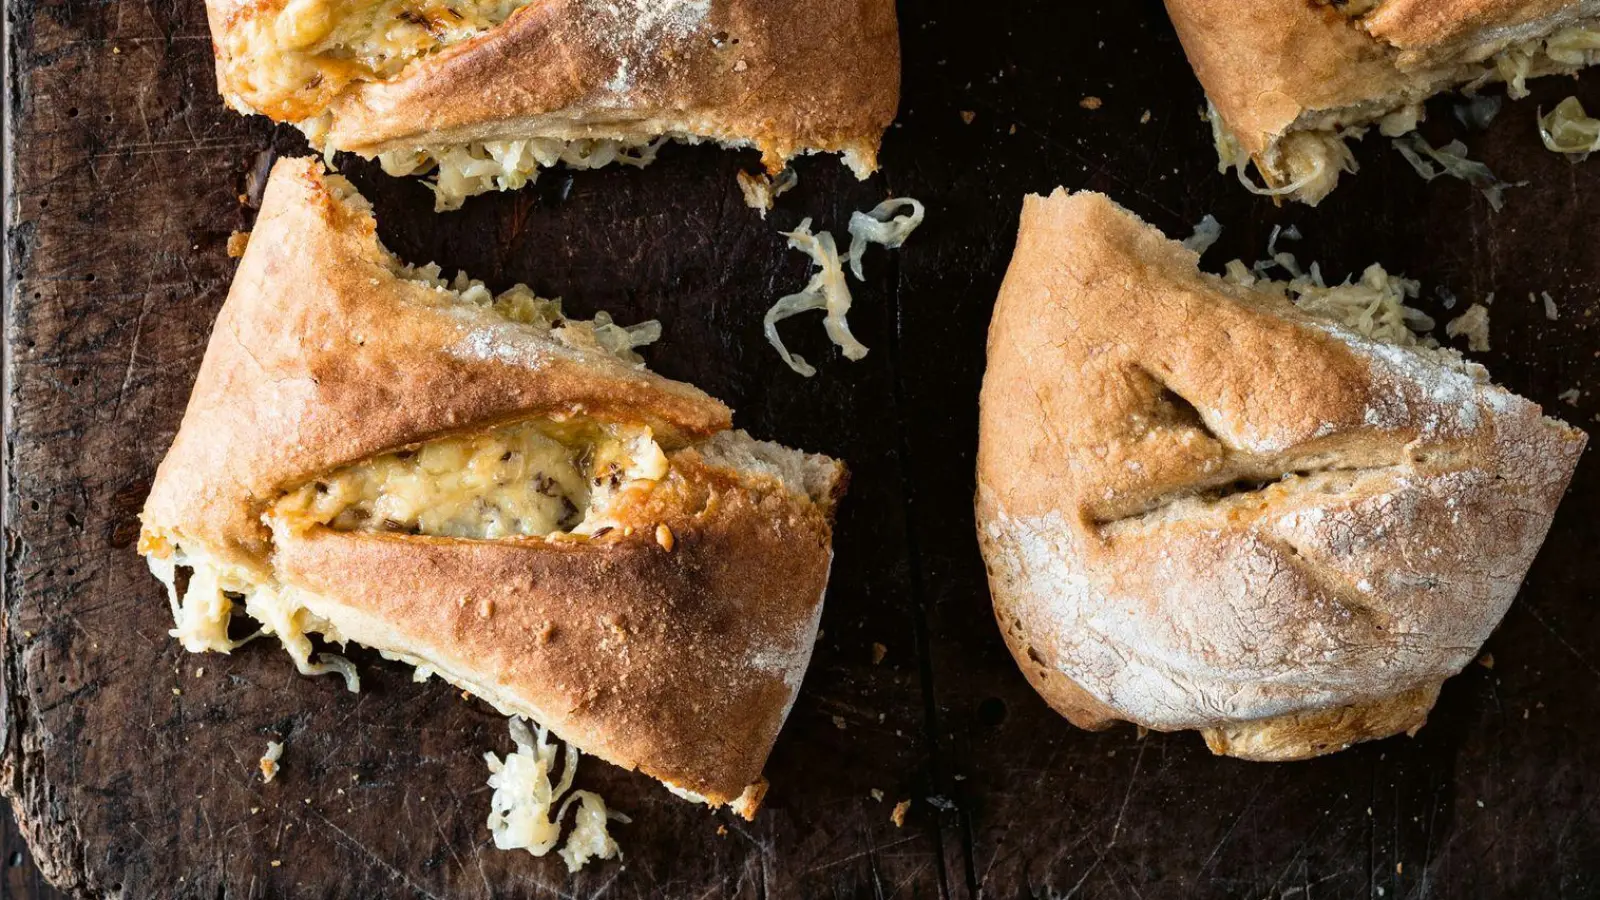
[
  {"left": 976, "top": 189, "right": 1585, "bottom": 760},
  {"left": 1167, "top": 0, "right": 1600, "bottom": 203},
  {"left": 139, "top": 157, "right": 846, "bottom": 813},
  {"left": 206, "top": 0, "right": 900, "bottom": 208}
]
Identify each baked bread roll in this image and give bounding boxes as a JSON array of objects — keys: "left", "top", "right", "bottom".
[
  {"left": 975, "top": 189, "right": 1585, "bottom": 760},
  {"left": 1166, "top": 0, "right": 1600, "bottom": 203},
  {"left": 206, "top": 0, "right": 899, "bottom": 208},
  {"left": 139, "top": 157, "right": 845, "bottom": 814}
]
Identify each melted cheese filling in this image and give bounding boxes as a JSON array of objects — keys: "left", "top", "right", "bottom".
[
  {"left": 221, "top": 0, "right": 535, "bottom": 119},
  {"left": 272, "top": 420, "right": 667, "bottom": 539}
]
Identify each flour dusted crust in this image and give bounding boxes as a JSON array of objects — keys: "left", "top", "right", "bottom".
[
  {"left": 975, "top": 189, "right": 1585, "bottom": 760},
  {"left": 140, "top": 157, "right": 846, "bottom": 808},
  {"left": 209, "top": 0, "right": 899, "bottom": 175}
]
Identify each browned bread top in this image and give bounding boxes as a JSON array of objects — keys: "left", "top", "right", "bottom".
[
  {"left": 142, "top": 157, "right": 731, "bottom": 573},
  {"left": 140, "top": 157, "right": 845, "bottom": 808},
  {"left": 209, "top": 0, "right": 900, "bottom": 173},
  {"left": 975, "top": 189, "right": 1584, "bottom": 759}
]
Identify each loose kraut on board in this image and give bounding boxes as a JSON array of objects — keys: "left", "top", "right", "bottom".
[
  {"left": 764, "top": 198, "right": 925, "bottom": 376},
  {"left": 484, "top": 719, "right": 628, "bottom": 872}
]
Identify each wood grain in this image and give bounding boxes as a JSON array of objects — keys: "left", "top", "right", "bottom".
[{"left": 5, "top": 0, "right": 1600, "bottom": 896}]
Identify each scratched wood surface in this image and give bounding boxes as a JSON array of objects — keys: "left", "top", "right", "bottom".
[{"left": 6, "top": 0, "right": 1600, "bottom": 895}]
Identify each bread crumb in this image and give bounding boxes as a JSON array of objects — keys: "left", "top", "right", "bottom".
[
  {"left": 891, "top": 800, "right": 911, "bottom": 827},
  {"left": 736, "top": 168, "right": 797, "bottom": 218},
  {"left": 870, "top": 788, "right": 884, "bottom": 802},
  {"left": 194, "top": 667, "right": 205, "bottom": 677},
  {"left": 871, "top": 642, "right": 887, "bottom": 665},
  {"left": 226, "top": 231, "right": 250, "bottom": 258},
  {"left": 1540, "top": 291, "right": 1559, "bottom": 321},
  {"left": 1559, "top": 388, "right": 1582, "bottom": 405},
  {"left": 1446, "top": 304, "right": 1491, "bottom": 352},
  {"left": 960, "top": 110, "right": 976, "bottom": 124},
  {"left": 832, "top": 715, "right": 847, "bottom": 730},
  {"left": 1477, "top": 652, "right": 1495, "bottom": 670},
  {"left": 717, "top": 825, "right": 728, "bottom": 836},
  {"left": 271, "top": 860, "right": 281, "bottom": 868},
  {"left": 655, "top": 523, "right": 675, "bottom": 552},
  {"left": 171, "top": 688, "right": 181, "bottom": 696},
  {"left": 1140, "top": 109, "right": 1152, "bottom": 124},
  {"left": 260, "top": 741, "right": 283, "bottom": 783},
  {"left": 1008, "top": 124, "right": 1017, "bottom": 135},
  {"left": 1079, "top": 96, "right": 1103, "bottom": 110}
]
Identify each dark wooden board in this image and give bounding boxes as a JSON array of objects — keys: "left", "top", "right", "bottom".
[{"left": 5, "top": 0, "right": 1600, "bottom": 895}]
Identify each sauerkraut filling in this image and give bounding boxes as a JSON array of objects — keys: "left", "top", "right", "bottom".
[
  {"left": 379, "top": 137, "right": 676, "bottom": 212},
  {"left": 220, "top": 0, "right": 537, "bottom": 120},
  {"left": 1211, "top": 23, "right": 1600, "bottom": 204}
]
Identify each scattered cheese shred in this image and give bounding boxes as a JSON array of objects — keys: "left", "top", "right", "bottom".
[
  {"left": 484, "top": 718, "right": 628, "bottom": 872},
  {"left": 846, "top": 198, "right": 926, "bottom": 280}
]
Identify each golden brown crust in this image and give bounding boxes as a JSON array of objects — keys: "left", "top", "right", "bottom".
[
  {"left": 1364, "top": 0, "right": 1582, "bottom": 57},
  {"left": 141, "top": 157, "right": 730, "bottom": 572},
  {"left": 1165, "top": 0, "right": 1596, "bottom": 158},
  {"left": 1200, "top": 683, "right": 1442, "bottom": 761},
  {"left": 214, "top": 0, "right": 901, "bottom": 174},
  {"left": 1165, "top": 0, "right": 1409, "bottom": 157},
  {"left": 271, "top": 452, "right": 835, "bottom": 804},
  {"left": 140, "top": 156, "right": 844, "bottom": 808},
  {"left": 975, "top": 189, "right": 1585, "bottom": 759}
]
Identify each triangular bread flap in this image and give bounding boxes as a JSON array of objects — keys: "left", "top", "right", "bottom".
[
  {"left": 140, "top": 157, "right": 846, "bottom": 812},
  {"left": 976, "top": 189, "right": 1585, "bottom": 761},
  {"left": 209, "top": 0, "right": 899, "bottom": 175}
]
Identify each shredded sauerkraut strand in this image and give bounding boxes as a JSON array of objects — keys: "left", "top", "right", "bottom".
[
  {"left": 846, "top": 198, "right": 926, "bottom": 280},
  {"left": 1540, "top": 96, "right": 1600, "bottom": 158},
  {"left": 1235, "top": 154, "right": 1326, "bottom": 198},
  {"left": 1393, "top": 134, "right": 1520, "bottom": 211},
  {"left": 764, "top": 219, "right": 866, "bottom": 377},
  {"left": 484, "top": 718, "right": 626, "bottom": 871},
  {"left": 1181, "top": 215, "right": 1223, "bottom": 256}
]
